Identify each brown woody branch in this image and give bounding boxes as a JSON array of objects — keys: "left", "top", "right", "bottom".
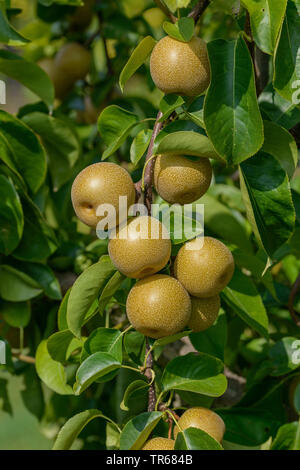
[
  {"left": 188, "top": 0, "right": 210, "bottom": 23},
  {"left": 143, "top": 110, "right": 164, "bottom": 214},
  {"left": 144, "top": 339, "right": 156, "bottom": 412},
  {"left": 140, "top": 111, "right": 165, "bottom": 412},
  {"left": 12, "top": 353, "right": 36, "bottom": 364},
  {"left": 288, "top": 274, "right": 300, "bottom": 328},
  {"left": 154, "top": 0, "right": 177, "bottom": 23}
]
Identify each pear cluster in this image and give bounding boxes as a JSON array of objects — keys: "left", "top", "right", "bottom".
[{"left": 71, "top": 161, "right": 234, "bottom": 339}]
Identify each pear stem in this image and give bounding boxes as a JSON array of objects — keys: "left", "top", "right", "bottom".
[{"left": 145, "top": 338, "right": 157, "bottom": 412}]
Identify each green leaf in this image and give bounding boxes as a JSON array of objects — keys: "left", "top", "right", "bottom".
[
  {"left": 262, "top": 120, "right": 297, "bottom": 179},
  {"left": 232, "top": 247, "right": 277, "bottom": 299},
  {"left": 273, "top": 0, "right": 300, "bottom": 102},
  {"left": 259, "top": 83, "right": 300, "bottom": 129},
  {"left": 124, "top": 330, "right": 146, "bottom": 366},
  {"left": 0, "top": 175, "right": 23, "bottom": 255},
  {"left": 14, "top": 261, "right": 61, "bottom": 300},
  {"left": 98, "top": 105, "right": 139, "bottom": 160},
  {"left": 119, "top": 36, "right": 156, "bottom": 92},
  {"left": 152, "top": 200, "right": 204, "bottom": 245},
  {"left": 271, "top": 421, "right": 300, "bottom": 450},
  {"left": 53, "top": 409, "right": 119, "bottom": 450},
  {"left": 190, "top": 310, "right": 227, "bottom": 361},
  {"left": 161, "top": 352, "right": 227, "bottom": 396},
  {"left": 47, "top": 330, "right": 82, "bottom": 363},
  {"left": 239, "top": 151, "right": 295, "bottom": 257},
  {"left": 163, "top": 17, "right": 194, "bottom": 42},
  {"left": 82, "top": 328, "right": 123, "bottom": 362},
  {"left": 74, "top": 352, "right": 121, "bottom": 394},
  {"left": 218, "top": 408, "right": 281, "bottom": 446},
  {"left": 13, "top": 197, "right": 58, "bottom": 262},
  {"left": 208, "top": 184, "right": 245, "bottom": 212},
  {"left": 200, "top": 193, "right": 252, "bottom": 253},
  {"left": 130, "top": 129, "right": 152, "bottom": 165},
  {"left": 21, "top": 367, "right": 45, "bottom": 420},
  {"left": 98, "top": 271, "right": 126, "bottom": 315},
  {"left": 242, "top": 0, "right": 287, "bottom": 54},
  {"left": 1, "top": 300, "right": 31, "bottom": 328},
  {"left": 0, "top": 110, "right": 47, "bottom": 194},
  {"left": 0, "top": 1, "right": 29, "bottom": 46},
  {"left": 0, "top": 50, "right": 54, "bottom": 107},
  {"left": 106, "top": 422, "right": 120, "bottom": 450},
  {"left": 159, "top": 94, "right": 185, "bottom": 122},
  {"left": 164, "top": 0, "right": 192, "bottom": 12},
  {"left": 120, "top": 379, "right": 149, "bottom": 412},
  {"left": 152, "top": 330, "right": 191, "bottom": 349},
  {"left": 268, "top": 337, "right": 300, "bottom": 376},
  {"left": 0, "top": 265, "right": 42, "bottom": 301},
  {"left": 0, "top": 133, "right": 22, "bottom": 182},
  {"left": 67, "top": 256, "right": 116, "bottom": 338},
  {"left": 58, "top": 289, "right": 70, "bottom": 331},
  {"left": 35, "top": 340, "right": 73, "bottom": 395},
  {"left": 154, "top": 130, "right": 221, "bottom": 160},
  {"left": 222, "top": 268, "right": 269, "bottom": 338},
  {"left": 119, "top": 411, "right": 163, "bottom": 450},
  {"left": 175, "top": 427, "right": 223, "bottom": 450},
  {"left": 22, "top": 112, "right": 81, "bottom": 191},
  {"left": 204, "top": 37, "right": 264, "bottom": 165}
]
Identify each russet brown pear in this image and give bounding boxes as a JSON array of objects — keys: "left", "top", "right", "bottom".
[
  {"left": 189, "top": 295, "right": 220, "bottom": 332},
  {"left": 71, "top": 162, "right": 135, "bottom": 228},
  {"left": 126, "top": 274, "right": 191, "bottom": 339},
  {"left": 174, "top": 407, "right": 225, "bottom": 442},
  {"left": 40, "top": 43, "right": 91, "bottom": 99},
  {"left": 108, "top": 216, "right": 171, "bottom": 279},
  {"left": 174, "top": 237, "right": 235, "bottom": 297},
  {"left": 150, "top": 36, "right": 210, "bottom": 96},
  {"left": 154, "top": 154, "right": 212, "bottom": 204},
  {"left": 142, "top": 438, "right": 175, "bottom": 450}
]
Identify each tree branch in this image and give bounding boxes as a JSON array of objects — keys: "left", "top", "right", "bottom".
[
  {"left": 143, "top": 110, "right": 164, "bottom": 214},
  {"left": 12, "top": 353, "right": 36, "bottom": 364},
  {"left": 134, "top": 179, "right": 142, "bottom": 201},
  {"left": 188, "top": 0, "right": 210, "bottom": 23},
  {"left": 137, "top": 111, "right": 164, "bottom": 411},
  {"left": 154, "top": 0, "right": 177, "bottom": 23},
  {"left": 288, "top": 274, "right": 300, "bottom": 328}
]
